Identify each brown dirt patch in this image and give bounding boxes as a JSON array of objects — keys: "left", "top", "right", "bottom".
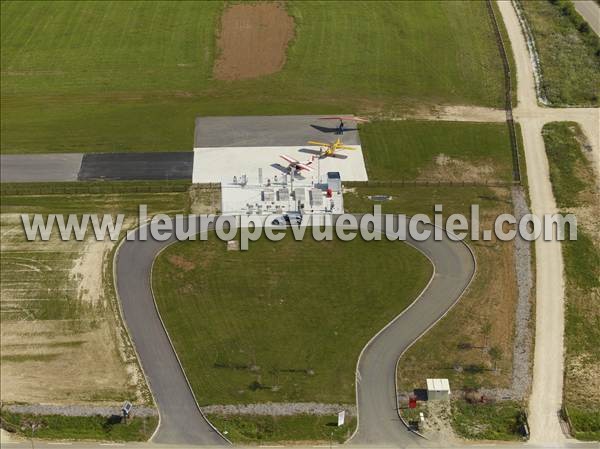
[
  {"left": 417, "top": 154, "right": 497, "bottom": 183},
  {"left": 213, "top": 2, "right": 294, "bottom": 81},
  {"left": 0, "top": 321, "right": 136, "bottom": 404},
  {"left": 168, "top": 255, "right": 196, "bottom": 272}
]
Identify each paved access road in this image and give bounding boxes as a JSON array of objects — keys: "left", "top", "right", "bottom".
[
  {"left": 3, "top": 436, "right": 600, "bottom": 449},
  {"left": 114, "top": 216, "right": 474, "bottom": 446},
  {"left": 115, "top": 220, "right": 228, "bottom": 445},
  {"left": 349, "top": 218, "right": 475, "bottom": 446},
  {"left": 574, "top": 0, "right": 600, "bottom": 35}
]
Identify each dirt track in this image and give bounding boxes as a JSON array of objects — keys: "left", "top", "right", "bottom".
[
  {"left": 214, "top": 3, "right": 294, "bottom": 81},
  {"left": 497, "top": 1, "right": 599, "bottom": 443}
]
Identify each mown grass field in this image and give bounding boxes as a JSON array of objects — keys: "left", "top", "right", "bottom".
[
  {"left": 520, "top": 0, "right": 600, "bottom": 106},
  {"left": 542, "top": 122, "right": 600, "bottom": 440},
  {"left": 153, "top": 233, "right": 432, "bottom": 406},
  {"left": 360, "top": 121, "right": 514, "bottom": 181},
  {"left": 0, "top": 1, "right": 506, "bottom": 153},
  {"left": 0, "top": 181, "right": 194, "bottom": 408}
]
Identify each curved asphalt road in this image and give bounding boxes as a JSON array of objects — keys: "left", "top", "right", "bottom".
[
  {"left": 349, "top": 218, "right": 475, "bottom": 446},
  {"left": 115, "top": 216, "right": 474, "bottom": 446},
  {"left": 115, "top": 220, "right": 228, "bottom": 446}
]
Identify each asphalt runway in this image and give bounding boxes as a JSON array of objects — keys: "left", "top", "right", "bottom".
[
  {"left": 1, "top": 152, "right": 194, "bottom": 183},
  {"left": 2, "top": 115, "right": 361, "bottom": 183},
  {"left": 1, "top": 154, "right": 83, "bottom": 182},
  {"left": 194, "top": 115, "right": 361, "bottom": 147},
  {"left": 78, "top": 153, "right": 193, "bottom": 181},
  {"left": 114, "top": 216, "right": 474, "bottom": 446}
]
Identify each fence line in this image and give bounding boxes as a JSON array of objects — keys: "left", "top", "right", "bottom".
[
  {"left": 0, "top": 182, "right": 220, "bottom": 196},
  {"left": 486, "top": 0, "right": 522, "bottom": 184},
  {"left": 344, "top": 179, "right": 519, "bottom": 188}
]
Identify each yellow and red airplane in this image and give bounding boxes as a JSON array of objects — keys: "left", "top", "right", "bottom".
[{"left": 307, "top": 137, "right": 357, "bottom": 158}]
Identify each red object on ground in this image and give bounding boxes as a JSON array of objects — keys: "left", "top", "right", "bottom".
[{"left": 409, "top": 396, "right": 417, "bottom": 409}]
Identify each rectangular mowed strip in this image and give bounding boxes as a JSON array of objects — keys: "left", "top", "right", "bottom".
[{"left": 2, "top": 1, "right": 506, "bottom": 153}]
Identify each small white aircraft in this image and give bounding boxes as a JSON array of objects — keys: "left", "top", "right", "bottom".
[{"left": 280, "top": 154, "right": 316, "bottom": 173}]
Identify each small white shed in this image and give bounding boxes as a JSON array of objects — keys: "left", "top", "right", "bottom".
[{"left": 427, "top": 378, "right": 451, "bottom": 400}]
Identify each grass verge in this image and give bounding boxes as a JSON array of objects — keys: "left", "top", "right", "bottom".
[
  {"left": 519, "top": 0, "right": 600, "bottom": 106},
  {"left": 451, "top": 400, "right": 526, "bottom": 440},
  {"left": 0, "top": 410, "right": 157, "bottom": 442},
  {"left": 541, "top": 122, "right": 595, "bottom": 207},
  {"left": 206, "top": 414, "right": 355, "bottom": 444},
  {"left": 542, "top": 121, "right": 599, "bottom": 440}
]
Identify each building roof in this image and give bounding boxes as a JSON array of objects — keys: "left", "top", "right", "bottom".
[{"left": 426, "top": 378, "right": 450, "bottom": 392}]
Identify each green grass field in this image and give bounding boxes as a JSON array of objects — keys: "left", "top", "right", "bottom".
[
  {"left": 541, "top": 122, "right": 595, "bottom": 208},
  {"left": 520, "top": 0, "right": 600, "bottom": 106},
  {"left": 152, "top": 233, "right": 432, "bottom": 406},
  {"left": 1, "top": 1, "right": 506, "bottom": 153},
  {"left": 360, "top": 121, "right": 514, "bottom": 181}
]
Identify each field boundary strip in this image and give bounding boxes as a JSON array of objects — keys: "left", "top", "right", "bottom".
[
  {"left": 344, "top": 179, "right": 519, "bottom": 187},
  {"left": 486, "top": 0, "right": 522, "bottom": 183},
  {"left": 0, "top": 182, "right": 219, "bottom": 196}
]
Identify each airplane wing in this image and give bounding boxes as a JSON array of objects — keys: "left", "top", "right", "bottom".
[
  {"left": 296, "top": 163, "right": 313, "bottom": 171},
  {"left": 280, "top": 154, "right": 298, "bottom": 164},
  {"left": 319, "top": 116, "right": 369, "bottom": 122},
  {"left": 338, "top": 145, "right": 357, "bottom": 151},
  {"left": 307, "top": 141, "right": 329, "bottom": 146}
]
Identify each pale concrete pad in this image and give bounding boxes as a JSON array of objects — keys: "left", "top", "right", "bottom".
[
  {"left": 1, "top": 154, "right": 83, "bottom": 182},
  {"left": 195, "top": 115, "right": 361, "bottom": 147},
  {"left": 193, "top": 146, "right": 368, "bottom": 183}
]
